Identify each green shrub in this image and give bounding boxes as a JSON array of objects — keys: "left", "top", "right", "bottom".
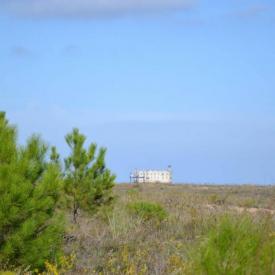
[
  {"left": 188, "top": 214, "right": 275, "bottom": 275},
  {"left": 127, "top": 201, "right": 168, "bottom": 223},
  {"left": 0, "top": 113, "right": 64, "bottom": 270}
]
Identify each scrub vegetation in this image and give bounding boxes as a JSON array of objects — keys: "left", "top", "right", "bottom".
[
  {"left": 63, "top": 184, "right": 274, "bottom": 275},
  {"left": 0, "top": 113, "right": 274, "bottom": 274}
]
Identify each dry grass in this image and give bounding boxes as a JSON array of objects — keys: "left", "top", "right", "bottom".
[{"left": 64, "top": 184, "right": 275, "bottom": 274}]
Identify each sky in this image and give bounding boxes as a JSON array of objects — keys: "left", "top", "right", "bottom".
[{"left": 1, "top": 0, "right": 275, "bottom": 184}]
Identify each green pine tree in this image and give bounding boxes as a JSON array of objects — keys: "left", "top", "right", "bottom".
[
  {"left": 0, "top": 112, "right": 64, "bottom": 270},
  {"left": 64, "top": 128, "right": 115, "bottom": 223}
]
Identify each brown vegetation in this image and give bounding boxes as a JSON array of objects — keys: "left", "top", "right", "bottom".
[{"left": 63, "top": 183, "right": 275, "bottom": 274}]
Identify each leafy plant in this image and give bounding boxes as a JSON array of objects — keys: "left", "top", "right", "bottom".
[{"left": 127, "top": 201, "right": 168, "bottom": 223}]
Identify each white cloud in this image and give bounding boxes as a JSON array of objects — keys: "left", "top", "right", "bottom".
[{"left": 1, "top": 0, "right": 196, "bottom": 19}]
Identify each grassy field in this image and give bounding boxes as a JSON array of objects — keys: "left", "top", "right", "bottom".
[{"left": 63, "top": 183, "right": 275, "bottom": 274}]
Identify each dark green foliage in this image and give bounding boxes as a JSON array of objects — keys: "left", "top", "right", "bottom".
[
  {"left": 189, "top": 214, "right": 275, "bottom": 275},
  {"left": 64, "top": 128, "right": 115, "bottom": 223},
  {"left": 128, "top": 201, "right": 168, "bottom": 223},
  {"left": 0, "top": 113, "right": 64, "bottom": 270}
]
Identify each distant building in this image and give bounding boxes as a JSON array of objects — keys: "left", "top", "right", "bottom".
[{"left": 130, "top": 166, "right": 172, "bottom": 184}]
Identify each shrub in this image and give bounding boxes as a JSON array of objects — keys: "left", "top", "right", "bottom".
[
  {"left": 103, "top": 244, "right": 149, "bottom": 275},
  {"left": 0, "top": 113, "right": 64, "bottom": 270},
  {"left": 127, "top": 201, "right": 168, "bottom": 223},
  {"left": 188, "top": 214, "right": 275, "bottom": 275}
]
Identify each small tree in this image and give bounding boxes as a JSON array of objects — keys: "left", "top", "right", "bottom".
[
  {"left": 0, "top": 112, "right": 64, "bottom": 270},
  {"left": 64, "top": 128, "right": 115, "bottom": 223}
]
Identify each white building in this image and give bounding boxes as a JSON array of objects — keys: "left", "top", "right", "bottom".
[{"left": 130, "top": 166, "right": 172, "bottom": 184}]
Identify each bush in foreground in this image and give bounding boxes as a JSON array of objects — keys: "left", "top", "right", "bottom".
[
  {"left": 188, "top": 214, "right": 275, "bottom": 275},
  {"left": 0, "top": 113, "right": 64, "bottom": 270}
]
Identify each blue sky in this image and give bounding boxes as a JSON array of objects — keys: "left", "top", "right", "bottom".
[{"left": 1, "top": 0, "right": 275, "bottom": 184}]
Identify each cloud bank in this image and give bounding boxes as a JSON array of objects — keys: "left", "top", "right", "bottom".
[{"left": 1, "top": 0, "right": 196, "bottom": 19}]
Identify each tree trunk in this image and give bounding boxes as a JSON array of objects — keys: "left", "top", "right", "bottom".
[{"left": 73, "top": 200, "right": 78, "bottom": 223}]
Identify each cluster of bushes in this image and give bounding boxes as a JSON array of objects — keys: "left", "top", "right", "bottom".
[
  {"left": 0, "top": 112, "right": 115, "bottom": 271},
  {"left": 103, "top": 210, "right": 274, "bottom": 274},
  {"left": 89, "top": 200, "right": 274, "bottom": 275}
]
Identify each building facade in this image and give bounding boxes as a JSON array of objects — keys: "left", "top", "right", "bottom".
[{"left": 130, "top": 166, "right": 172, "bottom": 184}]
